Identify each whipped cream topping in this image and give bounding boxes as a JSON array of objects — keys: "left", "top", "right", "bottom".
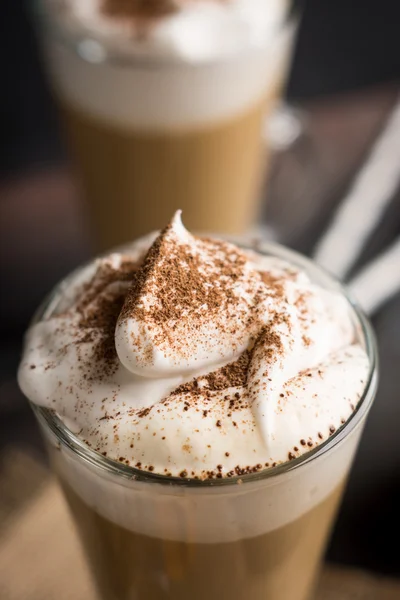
[
  {"left": 47, "top": 0, "right": 289, "bottom": 62},
  {"left": 18, "top": 213, "right": 369, "bottom": 479},
  {"left": 115, "top": 212, "right": 262, "bottom": 376}
]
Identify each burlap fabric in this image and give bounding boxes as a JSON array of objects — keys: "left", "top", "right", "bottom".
[{"left": 0, "top": 448, "right": 399, "bottom": 600}]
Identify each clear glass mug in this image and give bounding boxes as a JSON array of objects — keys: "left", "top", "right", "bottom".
[
  {"left": 32, "top": 2, "right": 299, "bottom": 251},
  {"left": 27, "top": 241, "right": 378, "bottom": 600}
]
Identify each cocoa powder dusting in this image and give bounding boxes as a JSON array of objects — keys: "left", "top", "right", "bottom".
[
  {"left": 118, "top": 225, "right": 254, "bottom": 363},
  {"left": 45, "top": 219, "right": 341, "bottom": 481},
  {"left": 101, "top": 0, "right": 231, "bottom": 27},
  {"left": 102, "top": 0, "right": 179, "bottom": 21},
  {"left": 100, "top": 0, "right": 192, "bottom": 40},
  {"left": 259, "top": 272, "right": 285, "bottom": 300},
  {"left": 74, "top": 258, "right": 140, "bottom": 380},
  {"left": 171, "top": 351, "right": 251, "bottom": 395},
  {"left": 255, "top": 322, "right": 284, "bottom": 358},
  {"left": 76, "top": 259, "right": 139, "bottom": 313}
]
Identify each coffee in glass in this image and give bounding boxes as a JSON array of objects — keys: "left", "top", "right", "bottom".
[{"left": 19, "top": 213, "right": 377, "bottom": 600}]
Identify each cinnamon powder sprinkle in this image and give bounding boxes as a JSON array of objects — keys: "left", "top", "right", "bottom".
[
  {"left": 39, "top": 218, "right": 356, "bottom": 480},
  {"left": 63, "top": 258, "right": 140, "bottom": 382},
  {"left": 102, "top": 0, "right": 179, "bottom": 21},
  {"left": 118, "top": 223, "right": 261, "bottom": 367},
  {"left": 171, "top": 351, "right": 251, "bottom": 395}
]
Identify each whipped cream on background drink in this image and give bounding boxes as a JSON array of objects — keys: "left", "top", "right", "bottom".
[
  {"left": 18, "top": 213, "right": 377, "bottom": 600},
  {"left": 35, "top": 0, "right": 295, "bottom": 249}
]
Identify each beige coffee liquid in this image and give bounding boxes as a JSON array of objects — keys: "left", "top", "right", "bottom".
[
  {"left": 63, "top": 481, "right": 344, "bottom": 600},
  {"left": 61, "top": 96, "right": 272, "bottom": 251}
]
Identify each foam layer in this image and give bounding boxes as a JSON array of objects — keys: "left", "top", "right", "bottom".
[
  {"left": 39, "top": 0, "right": 294, "bottom": 128},
  {"left": 48, "top": 414, "right": 364, "bottom": 541}
]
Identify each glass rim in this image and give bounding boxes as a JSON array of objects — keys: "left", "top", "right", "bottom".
[
  {"left": 28, "top": 239, "right": 378, "bottom": 489},
  {"left": 32, "top": 1, "right": 299, "bottom": 69}
]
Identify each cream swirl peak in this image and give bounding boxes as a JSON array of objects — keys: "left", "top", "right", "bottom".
[
  {"left": 115, "top": 211, "right": 262, "bottom": 376},
  {"left": 18, "top": 213, "right": 369, "bottom": 479}
]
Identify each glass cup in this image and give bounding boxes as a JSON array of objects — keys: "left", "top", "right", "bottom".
[
  {"left": 26, "top": 241, "right": 378, "bottom": 600},
  {"left": 32, "top": 2, "right": 299, "bottom": 251}
]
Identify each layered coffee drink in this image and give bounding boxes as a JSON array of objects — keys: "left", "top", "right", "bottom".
[
  {"left": 35, "top": 0, "right": 295, "bottom": 249},
  {"left": 18, "top": 213, "right": 376, "bottom": 600}
]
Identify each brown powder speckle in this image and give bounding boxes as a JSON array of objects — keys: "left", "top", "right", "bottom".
[
  {"left": 102, "top": 0, "right": 179, "bottom": 22},
  {"left": 34, "top": 211, "right": 359, "bottom": 481},
  {"left": 118, "top": 222, "right": 258, "bottom": 371}
]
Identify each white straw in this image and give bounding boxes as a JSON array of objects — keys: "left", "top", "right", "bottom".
[
  {"left": 313, "top": 97, "right": 400, "bottom": 279},
  {"left": 348, "top": 236, "right": 400, "bottom": 315}
]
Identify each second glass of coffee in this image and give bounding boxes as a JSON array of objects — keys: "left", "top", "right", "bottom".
[{"left": 35, "top": 0, "right": 297, "bottom": 249}]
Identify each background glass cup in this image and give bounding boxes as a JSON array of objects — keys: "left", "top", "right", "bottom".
[
  {"left": 33, "top": 2, "right": 299, "bottom": 251},
  {"left": 27, "top": 242, "right": 378, "bottom": 600}
]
